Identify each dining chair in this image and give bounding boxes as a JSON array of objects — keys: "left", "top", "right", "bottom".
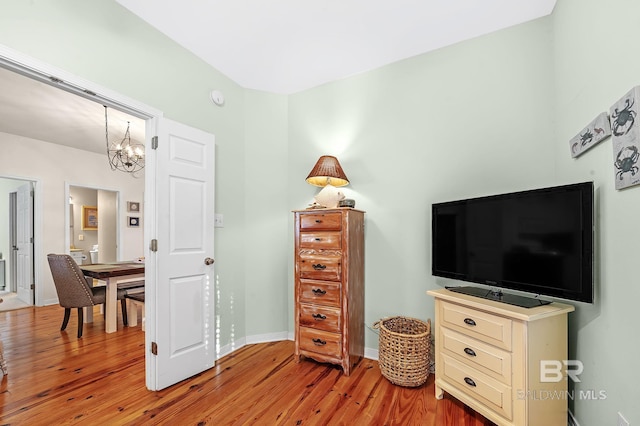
[{"left": 47, "top": 254, "right": 129, "bottom": 338}]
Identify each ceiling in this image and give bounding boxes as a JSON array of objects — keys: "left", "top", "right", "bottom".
[
  {"left": 0, "top": 1, "right": 556, "bottom": 153},
  {"left": 116, "top": 0, "right": 557, "bottom": 94},
  {"left": 0, "top": 66, "right": 144, "bottom": 156}
]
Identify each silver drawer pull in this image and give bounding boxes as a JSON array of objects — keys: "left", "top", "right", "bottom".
[
  {"left": 464, "top": 377, "right": 477, "bottom": 387},
  {"left": 464, "top": 347, "right": 477, "bottom": 357},
  {"left": 312, "top": 313, "right": 327, "bottom": 321},
  {"left": 463, "top": 318, "right": 477, "bottom": 326},
  {"left": 312, "top": 338, "right": 327, "bottom": 346}
]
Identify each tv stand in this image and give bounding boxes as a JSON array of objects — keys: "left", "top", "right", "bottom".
[
  {"left": 428, "top": 289, "right": 575, "bottom": 426},
  {"left": 446, "top": 286, "right": 551, "bottom": 308}
]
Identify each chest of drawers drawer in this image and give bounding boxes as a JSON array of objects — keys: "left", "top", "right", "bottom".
[
  {"left": 299, "top": 327, "right": 341, "bottom": 358},
  {"left": 440, "top": 300, "right": 512, "bottom": 350},
  {"left": 441, "top": 354, "right": 512, "bottom": 420},
  {"left": 441, "top": 327, "right": 512, "bottom": 385},
  {"left": 299, "top": 303, "right": 341, "bottom": 332},
  {"left": 298, "top": 252, "right": 341, "bottom": 281},
  {"left": 299, "top": 212, "right": 342, "bottom": 230},
  {"left": 299, "top": 279, "right": 341, "bottom": 307},
  {"left": 300, "top": 231, "right": 342, "bottom": 249}
]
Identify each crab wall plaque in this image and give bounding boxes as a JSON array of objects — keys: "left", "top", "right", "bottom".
[
  {"left": 569, "top": 112, "right": 611, "bottom": 158},
  {"left": 610, "top": 86, "right": 640, "bottom": 190}
]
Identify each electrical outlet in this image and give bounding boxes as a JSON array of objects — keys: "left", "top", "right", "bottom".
[
  {"left": 618, "top": 412, "right": 630, "bottom": 426},
  {"left": 78, "top": 234, "right": 84, "bottom": 241},
  {"left": 214, "top": 214, "right": 224, "bottom": 228}
]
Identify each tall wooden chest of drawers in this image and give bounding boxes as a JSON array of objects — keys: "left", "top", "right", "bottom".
[
  {"left": 294, "top": 208, "right": 365, "bottom": 376},
  {"left": 428, "top": 289, "right": 574, "bottom": 426}
]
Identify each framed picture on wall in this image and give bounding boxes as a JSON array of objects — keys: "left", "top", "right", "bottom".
[
  {"left": 127, "top": 201, "right": 141, "bottom": 212},
  {"left": 128, "top": 216, "right": 140, "bottom": 228},
  {"left": 82, "top": 205, "right": 98, "bottom": 230}
]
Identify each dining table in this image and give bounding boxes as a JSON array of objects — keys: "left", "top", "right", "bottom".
[{"left": 80, "top": 262, "right": 145, "bottom": 333}]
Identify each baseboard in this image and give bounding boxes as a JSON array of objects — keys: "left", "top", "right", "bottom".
[{"left": 218, "top": 333, "right": 379, "bottom": 362}]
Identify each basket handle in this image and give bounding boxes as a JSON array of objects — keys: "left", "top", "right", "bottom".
[{"left": 372, "top": 321, "right": 380, "bottom": 330}]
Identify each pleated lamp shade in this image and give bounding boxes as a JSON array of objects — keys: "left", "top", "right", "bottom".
[{"left": 305, "top": 155, "right": 350, "bottom": 187}]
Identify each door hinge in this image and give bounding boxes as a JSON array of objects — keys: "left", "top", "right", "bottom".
[
  {"left": 30, "top": 283, "right": 35, "bottom": 289},
  {"left": 151, "top": 341, "right": 158, "bottom": 355},
  {"left": 152, "top": 136, "right": 158, "bottom": 150},
  {"left": 150, "top": 239, "right": 158, "bottom": 252}
]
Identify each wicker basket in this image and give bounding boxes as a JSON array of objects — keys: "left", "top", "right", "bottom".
[{"left": 374, "top": 316, "right": 431, "bottom": 387}]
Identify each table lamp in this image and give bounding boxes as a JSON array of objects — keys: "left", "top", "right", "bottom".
[{"left": 306, "top": 155, "right": 350, "bottom": 208}]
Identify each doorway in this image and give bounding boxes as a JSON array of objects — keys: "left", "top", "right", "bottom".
[
  {"left": 67, "top": 185, "right": 119, "bottom": 266},
  {"left": 0, "top": 177, "right": 35, "bottom": 311}
]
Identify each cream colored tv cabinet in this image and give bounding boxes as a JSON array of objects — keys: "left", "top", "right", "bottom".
[{"left": 428, "top": 289, "right": 575, "bottom": 426}]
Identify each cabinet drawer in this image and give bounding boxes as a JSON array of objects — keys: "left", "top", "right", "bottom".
[
  {"left": 300, "top": 212, "right": 342, "bottom": 230},
  {"left": 299, "top": 279, "right": 341, "bottom": 307},
  {"left": 300, "top": 231, "right": 342, "bottom": 249},
  {"left": 442, "top": 327, "right": 511, "bottom": 385},
  {"left": 299, "top": 254, "right": 341, "bottom": 281},
  {"left": 299, "top": 327, "right": 341, "bottom": 358},
  {"left": 441, "top": 354, "right": 512, "bottom": 421},
  {"left": 441, "top": 302, "right": 512, "bottom": 350},
  {"left": 299, "top": 303, "right": 341, "bottom": 332}
]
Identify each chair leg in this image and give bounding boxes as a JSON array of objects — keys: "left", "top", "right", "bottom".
[
  {"left": 121, "top": 299, "right": 128, "bottom": 327},
  {"left": 61, "top": 308, "right": 71, "bottom": 331},
  {"left": 77, "top": 307, "right": 84, "bottom": 338}
]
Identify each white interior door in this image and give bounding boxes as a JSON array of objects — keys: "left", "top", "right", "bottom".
[
  {"left": 147, "top": 118, "right": 215, "bottom": 390},
  {"left": 16, "top": 182, "right": 34, "bottom": 304}
]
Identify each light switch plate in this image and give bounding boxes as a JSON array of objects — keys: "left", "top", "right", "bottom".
[{"left": 214, "top": 214, "right": 224, "bottom": 228}]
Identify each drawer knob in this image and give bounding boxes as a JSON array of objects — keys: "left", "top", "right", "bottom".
[
  {"left": 312, "top": 288, "right": 327, "bottom": 295},
  {"left": 463, "top": 318, "right": 477, "bottom": 326},
  {"left": 312, "top": 338, "right": 327, "bottom": 346},
  {"left": 464, "top": 377, "right": 477, "bottom": 387},
  {"left": 312, "top": 313, "right": 327, "bottom": 321},
  {"left": 315, "top": 219, "right": 322, "bottom": 223},
  {"left": 314, "top": 238, "right": 322, "bottom": 241},
  {"left": 464, "top": 347, "right": 477, "bottom": 357},
  {"left": 312, "top": 264, "right": 327, "bottom": 270}
]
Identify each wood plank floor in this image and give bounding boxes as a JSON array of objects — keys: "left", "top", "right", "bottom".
[{"left": 0, "top": 304, "right": 495, "bottom": 425}]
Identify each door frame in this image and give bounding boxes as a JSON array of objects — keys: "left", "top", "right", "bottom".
[
  {"left": 1, "top": 175, "right": 40, "bottom": 303},
  {"left": 0, "top": 44, "right": 161, "bottom": 346}
]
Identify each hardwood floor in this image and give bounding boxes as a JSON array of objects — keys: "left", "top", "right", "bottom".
[{"left": 0, "top": 305, "right": 495, "bottom": 425}]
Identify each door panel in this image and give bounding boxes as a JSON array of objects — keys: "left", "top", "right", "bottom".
[
  {"left": 150, "top": 118, "right": 215, "bottom": 390},
  {"left": 16, "top": 183, "right": 33, "bottom": 305}
]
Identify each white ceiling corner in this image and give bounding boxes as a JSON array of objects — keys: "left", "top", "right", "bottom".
[{"left": 115, "top": 0, "right": 557, "bottom": 94}]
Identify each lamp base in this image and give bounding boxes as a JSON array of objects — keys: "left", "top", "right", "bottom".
[{"left": 314, "top": 184, "right": 345, "bottom": 209}]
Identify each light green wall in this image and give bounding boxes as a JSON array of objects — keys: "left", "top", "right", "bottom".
[
  {"left": 288, "top": 17, "right": 556, "bottom": 348},
  {"left": 243, "top": 89, "right": 289, "bottom": 338},
  {"left": 552, "top": 0, "right": 640, "bottom": 424}
]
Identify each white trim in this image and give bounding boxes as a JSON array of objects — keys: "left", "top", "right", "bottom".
[
  {"left": 0, "top": 44, "right": 159, "bottom": 120},
  {"left": 246, "top": 331, "right": 289, "bottom": 344},
  {"left": 568, "top": 410, "right": 580, "bottom": 426}
]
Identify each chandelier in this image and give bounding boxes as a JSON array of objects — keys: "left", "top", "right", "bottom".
[{"left": 104, "top": 106, "right": 144, "bottom": 174}]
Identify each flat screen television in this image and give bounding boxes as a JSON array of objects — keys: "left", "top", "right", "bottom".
[{"left": 432, "top": 182, "right": 594, "bottom": 307}]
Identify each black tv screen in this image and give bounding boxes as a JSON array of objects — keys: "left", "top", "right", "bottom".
[{"left": 432, "top": 182, "right": 594, "bottom": 305}]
